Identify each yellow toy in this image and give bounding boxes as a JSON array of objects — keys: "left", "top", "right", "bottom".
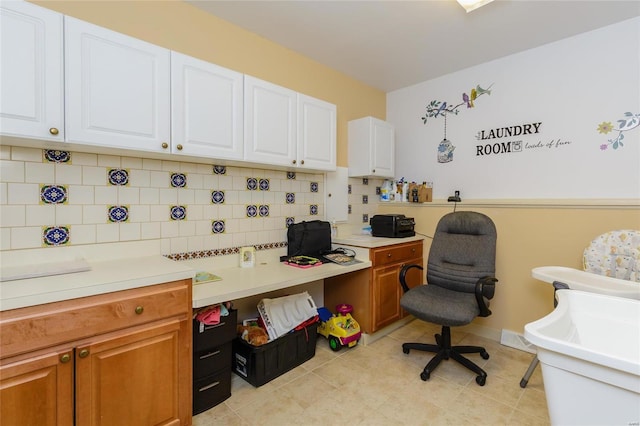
[{"left": 317, "top": 304, "right": 361, "bottom": 351}]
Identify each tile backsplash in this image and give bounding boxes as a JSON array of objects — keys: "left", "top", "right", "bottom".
[{"left": 0, "top": 145, "right": 385, "bottom": 257}]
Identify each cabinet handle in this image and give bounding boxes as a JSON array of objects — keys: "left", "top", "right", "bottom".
[
  {"left": 199, "top": 350, "right": 221, "bottom": 360},
  {"left": 198, "top": 381, "right": 220, "bottom": 392},
  {"left": 49, "top": 127, "right": 59, "bottom": 135},
  {"left": 60, "top": 353, "right": 71, "bottom": 363},
  {"left": 161, "top": 142, "right": 169, "bottom": 149},
  {"left": 177, "top": 144, "right": 183, "bottom": 151},
  {"left": 135, "top": 306, "right": 144, "bottom": 315},
  {"left": 78, "top": 349, "right": 90, "bottom": 359}
]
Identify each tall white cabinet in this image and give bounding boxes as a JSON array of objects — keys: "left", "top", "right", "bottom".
[
  {"left": 348, "top": 116, "right": 395, "bottom": 178},
  {"left": 64, "top": 16, "right": 171, "bottom": 152},
  {"left": 0, "top": 1, "right": 64, "bottom": 141},
  {"left": 171, "top": 52, "right": 244, "bottom": 159}
]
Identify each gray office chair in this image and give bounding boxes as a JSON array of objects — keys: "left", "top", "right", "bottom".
[{"left": 399, "top": 211, "right": 498, "bottom": 386}]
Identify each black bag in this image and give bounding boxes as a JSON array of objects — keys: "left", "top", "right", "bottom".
[{"left": 287, "top": 220, "right": 331, "bottom": 259}]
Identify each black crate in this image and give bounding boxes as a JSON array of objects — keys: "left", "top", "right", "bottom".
[{"left": 232, "top": 322, "right": 318, "bottom": 387}]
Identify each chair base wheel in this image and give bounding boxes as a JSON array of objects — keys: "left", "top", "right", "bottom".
[
  {"left": 420, "top": 371, "right": 430, "bottom": 381},
  {"left": 480, "top": 350, "right": 489, "bottom": 360},
  {"left": 403, "top": 347, "right": 410, "bottom": 354},
  {"left": 476, "top": 375, "right": 486, "bottom": 386}
]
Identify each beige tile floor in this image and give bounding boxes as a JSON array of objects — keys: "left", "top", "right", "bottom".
[{"left": 194, "top": 320, "right": 550, "bottom": 426}]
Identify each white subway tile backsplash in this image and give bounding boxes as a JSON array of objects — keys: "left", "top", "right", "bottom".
[
  {"left": 10, "top": 146, "right": 40, "bottom": 162},
  {"left": 96, "top": 224, "right": 119, "bottom": 243},
  {"left": 0, "top": 183, "right": 6, "bottom": 204},
  {"left": 68, "top": 185, "right": 95, "bottom": 205},
  {"left": 83, "top": 205, "right": 108, "bottom": 225},
  {"left": 94, "top": 186, "right": 118, "bottom": 205},
  {"left": 71, "top": 224, "right": 97, "bottom": 245},
  {"left": 97, "top": 154, "right": 121, "bottom": 167},
  {"left": 120, "top": 223, "right": 141, "bottom": 241},
  {"left": 56, "top": 205, "right": 83, "bottom": 225},
  {"left": 161, "top": 221, "right": 180, "bottom": 238},
  {"left": 0, "top": 146, "right": 10, "bottom": 160},
  {"left": 129, "top": 169, "right": 151, "bottom": 187},
  {"left": 129, "top": 205, "right": 150, "bottom": 223},
  {"left": 141, "top": 222, "right": 160, "bottom": 239},
  {"left": 26, "top": 205, "right": 55, "bottom": 226},
  {"left": 149, "top": 205, "right": 167, "bottom": 222},
  {"left": 11, "top": 226, "right": 41, "bottom": 249},
  {"left": 142, "top": 158, "right": 162, "bottom": 171},
  {"left": 82, "top": 166, "right": 107, "bottom": 186},
  {"left": 0, "top": 228, "right": 10, "bottom": 250},
  {"left": 140, "top": 188, "right": 160, "bottom": 205},
  {"left": 71, "top": 152, "right": 98, "bottom": 166},
  {"left": 0, "top": 160, "right": 24, "bottom": 183},
  {"left": 121, "top": 156, "right": 143, "bottom": 169},
  {"left": 118, "top": 186, "right": 140, "bottom": 205},
  {"left": 8, "top": 183, "right": 39, "bottom": 204},
  {"left": 159, "top": 189, "right": 178, "bottom": 204},
  {"left": 55, "top": 164, "right": 83, "bottom": 185},
  {"left": 1, "top": 205, "right": 26, "bottom": 227},
  {"left": 177, "top": 189, "right": 195, "bottom": 205},
  {"left": 178, "top": 221, "right": 196, "bottom": 237}
]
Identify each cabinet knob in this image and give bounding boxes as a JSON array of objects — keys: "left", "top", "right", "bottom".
[
  {"left": 292, "top": 160, "right": 297, "bottom": 165},
  {"left": 300, "top": 160, "right": 304, "bottom": 165},
  {"left": 372, "top": 169, "right": 376, "bottom": 173},
  {"left": 328, "top": 193, "right": 332, "bottom": 197},
  {"left": 177, "top": 144, "right": 183, "bottom": 151},
  {"left": 412, "top": 248, "right": 416, "bottom": 252},
  {"left": 49, "top": 127, "right": 59, "bottom": 135},
  {"left": 135, "top": 305, "right": 144, "bottom": 315},
  {"left": 161, "top": 142, "right": 168, "bottom": 149},
  {"left": 60, "top": 353, "right": 71, "bottom": 363},
  {"left": 78, "top": 349, "right": 90, "bottom": 359},
  {"left": 387, "top": 253, "right": 392, "bottom": 258}
]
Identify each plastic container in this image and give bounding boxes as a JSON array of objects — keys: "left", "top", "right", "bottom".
[
  {"left": 524, "top": 290, "right": 640, "bottom": 425},
  {"left": 232, "top": 322, "right": 318, "bottom": 387}
]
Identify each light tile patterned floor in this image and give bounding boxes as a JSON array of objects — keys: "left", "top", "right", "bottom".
[{"left": 194, "top": 320, "right": 550, "bottom": 425}]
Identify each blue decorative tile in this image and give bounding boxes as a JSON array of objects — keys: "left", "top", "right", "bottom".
[
  {"left": 259, "top": 205, "right": 269, "bottom": 217},
  {"left": 246, "top": 205, "right": 257, "bottom": 218},
  {"left": 348, "top": 204, "right": 352, "bottom": 214},
  {"left": 171, "top": 172, "right": 186, "bottom": 188},
  {"left": 211, "top": 190, "right": 225, "bottom": 204},
  {"left": 286, "top": 217, "right": 295, "bottom": 228},
  {"left": 310, "top": 205, "right": 318, "bottom": 215},
  {"left": 246, "top": 177, "right": 258, "bottom": 190},
  {"left": 362, "top": 195, "right": 368, "bottom": 204},
  {"left": 363, "top": 214, "right": 369, "bottom": 223},
  {"left": 213, "top": 165, "right": 226, "bottom": 175},
  {"left": 108, "top": 205, "right": 129, "bottom": 222},
  {"left": 348, "top": 184, "right": 352, "bottom": 194},
  {"left": 362, "top": 178, "right": 369, "bottom": 185},
  {"left": 108, "top": 169, "right": 129, "bottom": 186},
  {"left": 212, "top": 220, "right": 225, "bottom": 234},
  {"left": 40, "top": 185, "right": 67, "bottom": 204},
  {"left": 310, "top": 182, "right": 318, "bottom": 192},
  {"left": 286, "top": 193, "right": 295, "bottom": 204},
  {"left": 259, "top": 178, "right": 270, "bottom": 191},
  {"left": 170, "top": 205, "right": 186, "bottom": 221},
  {"left": 43, "top": 226, "right": 70, "bottom": 246},
  {"left": 287, "top": 172, "right": 296, "bottom": 180},
  {"left": 43, "top": 150, "right": 70, "bottom": 163}
]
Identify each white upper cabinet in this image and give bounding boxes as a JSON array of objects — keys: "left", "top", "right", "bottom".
[
  {"left": 348, "top": 116, "right": 395, "bottom": 178},
  {"left": 297, "top": 94, "right": 336, "bottom": 171},
  {"left": 0, "top": 1, "right": 64, "bottom": 141},
  {"left": 64, "top": 17, "right": 171, "bottom": 152},
  {"left": 171, "top": 52, "right": 244, "bottom": 160},
  {"left": 244, "top": 75, "right": 297, "bottom": 167}
]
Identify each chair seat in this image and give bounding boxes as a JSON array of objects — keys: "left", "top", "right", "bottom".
[{"left": 401, "top": 284, "right": 487, "bottom": 327}]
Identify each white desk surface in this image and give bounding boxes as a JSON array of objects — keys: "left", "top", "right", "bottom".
[{"left": 186, "top": 257, "right": 371, "bottom": 308}]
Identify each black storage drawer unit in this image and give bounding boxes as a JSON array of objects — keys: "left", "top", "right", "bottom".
[
  {"left": 193, "top": 309, "right": 237, "bottom": 352},
  {"left": 193, "top": 342, "right": 232, "bottom": 378},
  {"left": 232, "top": 322, "right": 318, "bottom": 387},
  {"left": 193, "top": 370, "right": 232, "bottom": 415}
]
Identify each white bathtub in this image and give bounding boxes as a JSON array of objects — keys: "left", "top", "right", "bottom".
[{"left": 525, "top": 289, "right": 640, "bottom": 426}]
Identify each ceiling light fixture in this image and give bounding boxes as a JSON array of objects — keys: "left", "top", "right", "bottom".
[{"left": 456, "top": 0, "right": 494, "bottom": 13}]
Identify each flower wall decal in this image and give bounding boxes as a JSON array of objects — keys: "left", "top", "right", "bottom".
[{"left": 597, "top": 112, "right": 639, "bottom": 151}]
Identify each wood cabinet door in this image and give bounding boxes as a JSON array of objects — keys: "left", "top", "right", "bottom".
[
  {"left": 371, "top": 264, "right": 403, "bottom": 332},
  {"left": 64, "top": 16, "right": 170, "bottom": 152},
  {"left": 171, "top": 51, "right": 244, "bottom": 160},
  {"left": 244, "top": 75, "right": 297, "bottom": 167},
  {"left": 0, "top": 349, "right": 74, "bottom": 426},
  {"left": 75, "top": 319, "right": 183, "bottom": 426},
  {"left": 297, "top": 93, "right": 336, "bottom": 171},
  {"left": 0, "top": 1, "right": 63, "bottom": 141}
]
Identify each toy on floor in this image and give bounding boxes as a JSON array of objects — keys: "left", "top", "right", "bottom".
[{"left": 317, "top": 304, "right": 361, "bottom": 351}]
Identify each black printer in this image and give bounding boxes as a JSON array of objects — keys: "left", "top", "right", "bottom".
[{"left": 370, "top": 214, "right": 415, "bottom": 238}]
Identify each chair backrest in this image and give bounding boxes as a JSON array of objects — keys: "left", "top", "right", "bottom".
[
  {"left": 427, "top": 211, "right": 497, "bottom": 295},
  {"left": 583, "top": 230, "right": 640, "bottom": 282}
]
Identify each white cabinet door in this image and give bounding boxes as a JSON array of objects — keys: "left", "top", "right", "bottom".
[
  {"left": 0, "top": 1, "right": 63, "bottom": 141},
  {"left": 297, "top": 94, "right": 336, "bottom": 171},
  {"left": 244, "top": 75, "right": 296, "bottom": 167},
  {"left": 348, "top": 117, "right": 395, "bottom": 178},
  {"left": 171, "top": 52, "right": 243, "bottom": 160},
  {"left": 64, "top": 17, "right": 170, "bottom": 152}
]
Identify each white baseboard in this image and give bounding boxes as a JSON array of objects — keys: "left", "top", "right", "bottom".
[{"left": 500, "top": 329, "right": 536, "bottom": 354}]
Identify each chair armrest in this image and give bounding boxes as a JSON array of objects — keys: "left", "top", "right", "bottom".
[
  {"left": 399, "top": 264, "right": 424, "bottom": 293},
  {"left": 475, "top": 276, "right": 498, "bottom": 317}
]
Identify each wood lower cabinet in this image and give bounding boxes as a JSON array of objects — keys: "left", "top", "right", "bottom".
[
  {"left": 0, "top": 279, "right": 192, "bottom": 426},
  {"left": 325, "top": 240, "right": 423, "bottom": 334}
]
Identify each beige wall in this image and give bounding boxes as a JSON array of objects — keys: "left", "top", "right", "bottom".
[
  {"left": 378, "top": 202, "right": 640, "bottom": 334},
  {"left": 32, "top": 0, "right": 386, "bottom": 167}
]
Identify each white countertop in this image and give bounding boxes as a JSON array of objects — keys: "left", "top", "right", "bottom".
[
  {"left": 333, "top": 234, "right": 424, "bottom": 248},
  {"left": 0, "top": 256, "right": 195, "bottom": 311},
  {"left": 185, "top": 256, "right": 371, "bottom": 308}
]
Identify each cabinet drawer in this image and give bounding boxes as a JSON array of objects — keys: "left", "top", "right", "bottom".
[
  {"left": 0, "top": 280, "right": 191, "bottom": 359},
  {"left": 193, "top": 370, "right": 232, "bottom": 415},
  {"left": 372, "top": 242, "right": 422, "bottom": 267},
  {"left": 193, "top": 309, "right": 237, "bottom": 352},
  {"left": 194, "top": 342, "right": 232, "bottom": 379}
]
